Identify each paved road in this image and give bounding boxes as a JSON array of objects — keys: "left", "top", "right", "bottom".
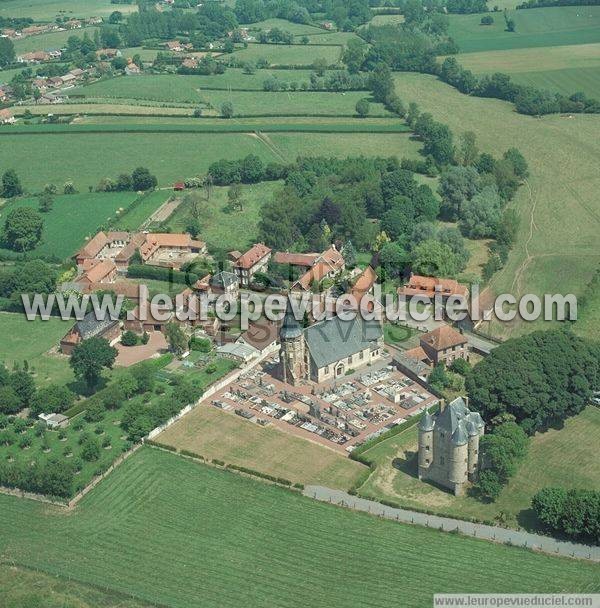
[{"left": 304, "top": 485, "right": 600, "bottom": 562}]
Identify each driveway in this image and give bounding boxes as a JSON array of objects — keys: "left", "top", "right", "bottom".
[{"left": 115, "top": 331, "right": 168, "bottom": 367}]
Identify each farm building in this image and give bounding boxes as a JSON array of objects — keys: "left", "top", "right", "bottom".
[
  {"left": 397, "top": 274, "right": 468, "bottom": 303},
  {"left": 231, "top": 243, "right": 272, "bottom": 287},
  {"left": 292, "top": 246, "right": 345, "bottom": 292},
  {"left": 0, "top": 109, "right": 15, "bottom": 124},
  {"left": 60, "top": 311, "right": 120, "bottom": 355},
  {"left": 405, "top": 325, "right": 469, "bottom": 367}
]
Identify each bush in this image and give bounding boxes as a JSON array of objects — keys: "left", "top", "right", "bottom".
[{"left": 121, "top": 330, "right": 139, "bottom": 347}]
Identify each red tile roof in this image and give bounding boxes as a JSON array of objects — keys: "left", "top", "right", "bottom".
[
  {"left": 398, "top": 274, "right": 468, "bottom": 300},
  {"left": 273, "top": 251, "right": 319, "bottom": 267},
  {"left": 420, "top": 325, "right": 467, "bottom": 352},
  {"left": 233, "top": 243, "right": 271, "bottom": 270}
]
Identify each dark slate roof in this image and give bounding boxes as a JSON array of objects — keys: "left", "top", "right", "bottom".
[
  {"left": 75, "top": 311, "right": 118, "bottom": 340},
  {"left": 280, "top": 300, "right": 302, "bottom": 340},
  {"left": 394, "top": 351, "right": 431, "bottom": 379},
  {"left": 210, "top": 271, "right": 238, "bottom": 289},
  {"left": 430, "top": 397, "right": 484, "bottom": 443},
  {"left": 419, "top": 411, "right": 435, "bottom": 432},
  {"left": 304, "top": 316, "right": 382, "bottom": 369}
]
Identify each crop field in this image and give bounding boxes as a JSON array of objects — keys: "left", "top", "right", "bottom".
[
  {"left": 369, "top": 13, "right": 405, "bottom": 26},
  {"left": 0, "top": 132, "right": 279, "bottom": 190},
  {"left": 231, "top": 42, "right": 342, "bottom": 66},
  {"left": 0, "top": 0, "right": 137, "bottom": 20},
  {"left": 0, "top": 447, "right": 597, "bottom": 608},
  {"left": 455, "top": 43, "right": 600, "bottom": 98},
  {"left": 358, "top": 407, "right": 600, "bottom": 529},
  {"left": 0, "top": 192, "right": 139, "bottom": 259},
  {"left": 298, "top": 31, "right": 362, "bottom": 45},
  {"left": 12, "top": 27, "right": 100, "bottom": 54},
  {"left": 166, "top": 181, "right": 282, "bottom": 251},
  {"left": 392, "top": 72, "right": 600, "bottom": 339},
  {"left": 159, "top": 406, "right": 366, "bottom": 489},
  {"left": 113, "top": 190, "right": 173, "bottom": 232},
  {"left": 0, "top": 312, "right": 73, "bottom": 387},
  {"left": 0, "top": 564, "right": 151, "bottom": 608},
  {"left": 449, "top": 6, "right": 600, "bottom": 53}
]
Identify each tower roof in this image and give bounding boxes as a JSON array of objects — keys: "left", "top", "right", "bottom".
[
  {"left": 452, "top": 425, "right": 468, "bottom": 446},
  {"left": 280, "top": 299, "right": 302, "bottom": 340},
  {"left": 419, "top": 411, "right": 435, "bottom": 432}
]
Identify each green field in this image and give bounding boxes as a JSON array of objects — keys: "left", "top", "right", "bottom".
[
  {"left": 455, "top": 43, "right": 600, "bottom": 98},
  {"left": 231, "top": 42, "right": 342, "bottom": 66},
  {"left": 392, "top": 72, "right": 600, "bottom": 339},
  {"left": 240, "top": 18, "right": 324, "bottom": 36},
  {"left": 0, "top": 192, "right": 139, "bottom": 259},
  {"left": 299, "top": 31, "right": 362, "bottom": 45},
  {"left": 0, "top": 132, "right": 279, "bottom": 191},
  {"left": 13, "top": 26, "right": 100, "bottom": 54},
  {"left": 166, "top": 181, "right": 282, "bottom": 251},
  {"left": 449, "top": 6, "right": 600, "bottom": 53},
  {"left": 159, "top": 405, "right": 366, "bottom": 489},
  {"left": 358, "top": 407, "right": 600, "bottom": 529},
  {"left": 0, "top": 312, "right": 73, "bottom": 387},
  {"left": 71, "top": 76, "right": 375, "bottom": 115},
  {"left": 0, "top": 0, "right": 137, "bottom": 19},
  {"left": 0, "top": 564, "right": 151, "bottom": 608},
  {"left": 0, "top": 447, "right": 597, "bottom": 608},
  {"left": 113, "top": 189, "right": 172, "bottom": 231}
]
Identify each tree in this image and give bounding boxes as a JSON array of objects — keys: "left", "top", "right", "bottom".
[
  {"left": 503, "top": 147, "right": 529, "bottom": 179},
  {"left": 165, "top": 322, "right": 188, "bottom": 355},
  {"left": 312, "top": 57, "right": 328, "bottom": 77},
  {"left": 2, "top": 169, "right": 23, "bottom": 198},
  {"left": 226, "top": 183, "right": 243, "bottom": 212},
  {"left": 411, "top": 240, "right": 461, "bottom": 277},
  {"left": 38, "top": 191, "right": 54, "bottom": 213},
  {"left": 130, "top": 361, "right": 155, "bottom": 393},
  {"left": 30, "top": 384, "right": 75, "bottom": 416},
  {"left": 504, "top": 10, "right": 516, "bottom": 31},
  {"left": 80, "top": 434, "right": 101, "bottom": 462},
  {"left": 131, "top": 167, "right": 157, "bottom": 191},
  {"left": 221, "top": 101, "right": 234, "bottom": 118},
  {"left": 4, "top": 207, "right": 43, "bottom": 252},
  {"left": 240, "top": 154, "right": 264, "bottom": 183},
  {"left": 64, "top": 181, "right": 77, "bottom": 194},
  {"left": 300, "top": 35, "right": 309, "bottom": 45},
  {"left": 480, "top": 15, "right": 494, "bottom": 25},
  {"left": 378, "top": 241, "right": 408, "bottom": 279},
  {"left": 70, "top": 337, "right": 117, "bottom": 391},
  {"left": 109, "top": 10, "right": 123, "bottom": 23},
  {"left": 459, "top": 185, "right": 502, "bottom": 239},
  {"left": 458, "top": 131, "right": 478, "bottom": 167},
  {"left": 121, "top": 330, "right": 138, "bottom": 346},
  {"left": 438, "top": 166, "right": 480, "bottom": 219},
  {"left": 355, "top": 98, "right": 370, "bottom": 118},
  {"left": 0, "top": 386, "right": 21, "bottom": 415},
  {"left": 0, "top": 38, "right": 15, "bottom": 68}
]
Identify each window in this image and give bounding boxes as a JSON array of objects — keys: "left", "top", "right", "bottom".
[
  {"left": 425, "top": 459, "right": 430, "bottom": 465},
  {"left": 360, "top": 351, "right": 364, "bottom": 360},
  {"left": 347, "top": 356, "right": 352, "bottom": 364},
  {"left": 425, "top": 445, "right": 430, "bottom": 451},
  {"left": 440, "top": 457, "right": 445, "bottom": 465},
  {"left": 324, "top": 366, "right": 329, "bottom": 374}
]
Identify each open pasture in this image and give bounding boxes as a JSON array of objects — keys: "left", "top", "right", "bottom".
[
  {"left": 392, "top": 72, "right": 600, "bottom": 339},
  {"left": 12, "top": 27, "right": 100, "bottom": 54},
  {"left": 231, "top": 42, "right": 342, "bottom": 66},
  {"left": 359, "top": 406, "right": 600, "bottom": 529},
  {"left": 456, "top": 43, "right": 600, "bottom": 98},
  {"left": 449, "top": 6, "right": 600, "bottom": 53},
  {"left": 158, "top": 405, "right": 366, "bottom": 489},
  {"left": 240, "top": 18, "right": 325, "bottom": 36},
  {"left": 0, "top": 312, "right": 73, "bottom": 387},
  {"left": 0, "top": 446, "right": 597, "bottom": 608},
  {"left": 0, "top": 192, "right": 139, "bottom": 259},
  {"left": 113, "top": 189, "right": 172, "bottom": 232},
  {"left": 0, "top": 0, "right": 137, "bottom": 20}
]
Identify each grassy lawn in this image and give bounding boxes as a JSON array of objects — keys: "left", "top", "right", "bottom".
[
  {"left": 13, "top": 27, "right": 100, "bottom": 54},
  {"left": 0, "top": 564, "right": 151, "bottom": 608},
  {"left": 165, "top": 181, "right": 282, "bottom": 251},
  {"left": 113, "top": 190, "right": 173, "bottom": 232},
  {"left": 449, "top": 6, "right": 600, "bottom": 53},
  {"left": 240, "top": 18, "right": 324, "bottom": 35},
  {"left": 455, "top": 43, "right": 600, "bottom": 98},
  {"left": 358, "top": 407, "right": 600, "bottom": 529},
  {"left": 159, "top": 406, "right": 366, "bottom": 489},
  {"left": 383, "top": 322, "right": 415, "bottom": 346},
  {"left": 392, "top": 72, "right": 600, "bottom": 340},
  {"left": 0, "top": 446, "right": 596, "bottom": 608},
  {"left": 231, "top": 43, "right": 342, "bottom": 66},
  {"left": 0, "top": 132, "right": 279, "bottom": 191},
  {"left": 0, "top": 192, "right": 139, "bottom": 259},
  {"left": 0, "top": 0, "right": 137, "bottom": 19},
  {"left": 0, "top": 312, "right": 73, "bottom": 387}
]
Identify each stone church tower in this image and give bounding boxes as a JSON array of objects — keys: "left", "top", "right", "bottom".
[
  {"left": 417, "top": 397, "right": 484, "bottom": 496},
  {"left": 279, "top": 301, "right": 307, "bottom": 385}
]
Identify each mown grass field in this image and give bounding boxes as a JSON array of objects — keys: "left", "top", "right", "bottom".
[
  {"left": 12, "top": 26, "right": 100, "bottom": 54},
  {"left": 455, "top": 43, "right": 600, "bottom": 98},
  {"left": 0, "top": 132, "right": 279, "bottom": 191},
  {"left": 0, "top": 0, "right": 136, "bottom": 19},
  {"left": 449, "top": 6, "right": 600, "bottom": 53},
  {"left": 0, "top": 447, "right": 597, "bottom": 608},
  {"left": 239, "top": 18, "right": 324, "bottom": 36},
  {"left": 0, "top": 192, "right": 139, "bottom": 259},
  {"left": 159, "top": 405, "right": 366, "bottom": 489},
  {"left": 231, "top": 42, "right": 342, "bottom": 66},
  {"left": 0, "top": 564, "right": 151, "bottom": 608},
  {"left": 392, "top": 72, "right": 600, "bottom": 339},
  {"left": 113, "top": 189, "right": 172, "bottom": 232},
  {"left": 0, "top": 312, "right": 73, "bottom": 387},
  {"left": 166, "top": 181, "right": 282, "bottom": 251},
  {"left": 358, "top": 407, "right": 600, "bottom": 529}
]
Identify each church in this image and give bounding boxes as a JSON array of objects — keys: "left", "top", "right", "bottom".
[{"left": 279, "top": 304, "right": 384, "bottom": 385}]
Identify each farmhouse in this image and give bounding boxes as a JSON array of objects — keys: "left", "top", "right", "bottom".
[
  {"left": 60, "top": 311, "right": 120, "bottom": 355},
  {"left": 17, "top": 51, "right": 51, "bottom": 63},
  {"left": 76, "top": 259, "right": 118, "bottom": 288},
  {"left": 210, "top": 271, "right": 239, "bottom": 296},
  {"left": 279, "top": 302, "right": 384, "bottom": 385},
  {"left": 124, "top": 302, "right": 173, "bottom": 334},
  {"left": 292, "top": 246, "right": 345, "bottom": 292},
  {"left": 350, "top": 265, "right": 378, "bottom": 304},
  {"left": 398, "top": 274, "right": 468, "bottom": 302},
  {"left": 273, "top": 251, "right": 319, "bottom": 272},
  {"left": 418, "top": 397, "right": 485, "bottom": 496},
  {"left": 406, "top": 325, "right": 469, "bottom": 367},
  {"left": 74, "top": 231, "right": 130, "bottom": 269},
  {"left": 125, "top": 62, "right": 141, "bottom": 76},
  {"left": 0, "top": 109, "right": 15, "bottom": 124},
  {"left": 231, "top": 243, "right": 272, "bottom": 287},
  {"left": 138, "top": 232, "right": 206, "bottom": 267}
]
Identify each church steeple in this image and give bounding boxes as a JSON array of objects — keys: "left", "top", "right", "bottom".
[
  {"left": 280, "top": 299, "right": 302, "bottom": 340},
  {"left": 279, "top": 297, "right": 306, "bottom": 385}
]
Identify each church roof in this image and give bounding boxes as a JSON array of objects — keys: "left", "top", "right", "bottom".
[
  {"left": 280, "top": 300, "right": 302, "bottom": 340},
  {"left": 304, "top": 316, "right": 382, "bottom": 369}
]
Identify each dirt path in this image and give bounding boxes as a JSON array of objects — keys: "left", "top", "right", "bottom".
[{"left": 511, "top": 179, "right": 539, "bottom": 296}]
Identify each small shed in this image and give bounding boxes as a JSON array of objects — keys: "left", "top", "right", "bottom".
[{"left": 174, "top": 182, "right": 185, "bottom": 191}]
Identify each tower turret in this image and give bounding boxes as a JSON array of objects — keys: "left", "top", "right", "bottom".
[
  {"left": 418, "top": 411, "right": 435, "bottom": 479},
  {"left": 279, "top": 299, "right": 306, "bottom": 385},
  {"left": 449, "top": 425, "right": 468, "bottom": 495}
]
